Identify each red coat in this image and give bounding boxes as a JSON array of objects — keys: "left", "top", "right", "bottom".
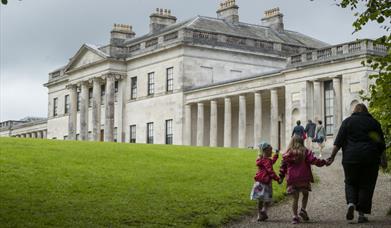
[
  {"left": 279, "top": 149, "right": 326, "bottom": 185},
  {"left": 254, "top": 154, "right": 280, "bottom": 184}
]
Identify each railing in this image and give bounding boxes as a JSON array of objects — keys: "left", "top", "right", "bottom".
[{"left": 288, "top": 39, "right": 388, "bottom": 66}]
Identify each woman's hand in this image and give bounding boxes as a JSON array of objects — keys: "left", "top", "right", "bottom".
[{"left": 326, "top": 156, "right": 334, "bottom": 166}]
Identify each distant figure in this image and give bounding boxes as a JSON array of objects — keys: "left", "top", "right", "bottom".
[
  {"left": 292, "top": 120, "right": 305, "bottom": 139},
  {"left": 313, "top": 120, "right": 326, "bottom": 157},
  {"left": 304, "top": 120, "right": 316, "bottom": 148},
  {"left": 250, "top": 142, "right": 280, "bottom": 222},
  {"left": 327, "top": 103, "right": 388, "bottom": 223},
  {"left": 279, "top": 136, "right": 327, "bottom": 224}
]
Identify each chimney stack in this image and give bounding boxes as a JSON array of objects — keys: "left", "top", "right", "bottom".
[
  {"left": 110, "top": 24, "right": 136, "bottom": 45},
  {"left": 261, "top": 7, "right": 284, "bottom": 32},
  {"left": 217, "top": 0, "right": 239, "bottom": 23},
  {"left": 149, "top": 8, "right": 177, "bottom": 33}
]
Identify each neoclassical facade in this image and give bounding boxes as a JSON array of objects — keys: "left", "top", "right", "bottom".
[{"left": 2, "top": 1, "right": 386, "bottom": 150}]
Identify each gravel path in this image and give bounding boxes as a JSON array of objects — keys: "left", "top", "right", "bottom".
[{"left": 226, "top": 150, "right": 391, "bottom": 228}]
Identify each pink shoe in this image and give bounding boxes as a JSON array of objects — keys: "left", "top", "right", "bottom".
[{"left": 292, "top": 216, "right": 300, "bottom": 224}]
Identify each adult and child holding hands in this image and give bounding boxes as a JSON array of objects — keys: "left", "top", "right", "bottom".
[{"left": 250, "top": 103, "right": 388, "bottom": 224}]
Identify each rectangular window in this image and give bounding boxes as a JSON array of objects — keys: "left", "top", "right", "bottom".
[
  {"left": 88, "top": 88, "right": 93, "bottom": 107},
  {"left": 165, "top": 119, "right": 173, "bottom": 145},
  {"left": 64, "top": 95, "right": 70, "bottom": 114},
  {"left": 147, "top": 122, "right": 154, "bottom": 144},
  {"left": 130, "top": 77, "right": 137, "bottom": 100},
  {"left": 148, "top": 72, "right": 154, "bottom": 95},
  {"left": 130, "top": 125, "right": 136, "bottom": 143},
  {"left": 113, "top": 127, "right": 118, "bottom": 142},
  {"left": 101, "top": 84, "right": 105, "bottom": 105},
  {"left": 115, "top": 81, "right": 119, "bottom": 93},
  {"left": 324, "top": 81, "right": 334, "bottom": 135},
  {"left": 166, "top": 67, "right": 174, "bottom": 92},
  {"left": 77, "top": 92, "right": 81, "bottom": 111},
  {"left": 53, "top": 98, "right": 58, "bottom": 116}
]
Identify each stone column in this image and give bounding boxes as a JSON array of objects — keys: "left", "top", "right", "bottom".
[
  {"left": 210, "top": 100, "right": 218, "bottom": 147},
  {"left": 196, "top": 102, "right": 204, "bottom": 146},
  {"left": 270, "top": 89, "right": 279, "bottom": 149},
  {"left": 224, "top": 97, "right": 232, "bottom": 147},
  {"left": 37, "top": 131, "right": 42, "bottom": 139},
  {"left": 333, "top": 77, "right": 342, "bottom": 135},
  {"left": 79, "top": 82, "right": 89, "bottom": 141},
  {"left": 92, "top": 78, "right": 102, "bottom": 141},
  {"left": 42, "top": 130, "right": 47, "bottom": 139},
  {"left": 238, "top": 95, "right": 247, "bottom": 148},
  {"left": 184, "top": 104, "right": 192, "bottom": 145},
  {"left": 254, "top": 92, "right": 262, "bottom": 147},
  {"left": 31, "top": 132, "right": 37, "bottom": 138},
  {"left": 104, "top": 75, "right": 115, "bottom": 142},
  {"left": 116, "top": 76, "right": 127, "bottom": 143},
  {"left": 313, "top": 81, "right": 322, "bottom": 122},
  {"left": 67, "top": 84, "right": 78, "bottom": 140}
]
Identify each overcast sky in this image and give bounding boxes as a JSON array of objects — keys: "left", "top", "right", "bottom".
[{"left": 0, "top": 0, "right": 387, "bottom": 121}]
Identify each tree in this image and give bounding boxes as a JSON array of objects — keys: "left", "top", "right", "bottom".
[
  {"left": 1, "top": 0, "right": 8, "bottom": 5},
  {"left": 338, "top": 0, "right": 390, "bottom": 171}
]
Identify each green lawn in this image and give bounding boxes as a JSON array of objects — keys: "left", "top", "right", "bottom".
[{"left": 0, "top": 138, "right": 285, "bottom": 227}]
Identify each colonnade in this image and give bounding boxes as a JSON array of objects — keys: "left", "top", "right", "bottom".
[
  {"left": 14, "top": 130, "right": 47, "bottom": 139},
  {"left": 66, "top": 73, "right": 126, "bottom": 142},
  {"left": 184, "top": 88, "right": 280, "bottom": 149}
]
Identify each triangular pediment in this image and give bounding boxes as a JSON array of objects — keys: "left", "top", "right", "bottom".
[{"left": 65, "top": 44, "right": 108, "bottom": 72}]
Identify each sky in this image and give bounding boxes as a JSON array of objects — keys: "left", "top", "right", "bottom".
[{"left": 0, "top": 0, "right": 387, "bottom": 121}]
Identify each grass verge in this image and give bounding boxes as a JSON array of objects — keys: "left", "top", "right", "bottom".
[{"left": 0, "top": 138, "right": 284, "bottom": 227}]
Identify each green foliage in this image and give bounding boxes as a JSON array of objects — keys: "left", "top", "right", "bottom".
[
  {"left": 1, "top": 0, "right": 7, "bottom": 5},
  {"left": 0, "top": 138, "right": 285, "bottom": 227},
  {"left": 338, "top": 0, "right": 391, "bottom": 171}
]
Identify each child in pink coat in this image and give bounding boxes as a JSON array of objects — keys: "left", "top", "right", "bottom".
[{"left": 279, "top": 136, "right": 327, "bottom": 224}]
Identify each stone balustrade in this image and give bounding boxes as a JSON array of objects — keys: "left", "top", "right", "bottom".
[{"left": 288, "top": 39, "right": 387, "bottom": 66}]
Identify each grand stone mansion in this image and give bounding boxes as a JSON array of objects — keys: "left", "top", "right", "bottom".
[{"left": 1, "top": 1, "right": 387, "bottom": 149}]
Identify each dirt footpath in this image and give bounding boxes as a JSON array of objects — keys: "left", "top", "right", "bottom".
[{"left": 226, "top": 151, "right": 391, "bottom": 228}]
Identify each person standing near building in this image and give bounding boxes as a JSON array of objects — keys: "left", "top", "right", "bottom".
[
  {"left": 292, "top": 120, "right": 305, "bottom": 139},
  {"left": 304, "top": 120, "right": 316, "bottom": 149},
  {"left": 326, "top": 103, "right": 388, "bottom": 223},
  {"left": 314, "top": 120, "right": 326, "bottom": 157}
]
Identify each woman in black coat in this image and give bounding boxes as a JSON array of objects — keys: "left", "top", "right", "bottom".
[{"left": 327, "top": 103, "right": 388, "bottom": 223}]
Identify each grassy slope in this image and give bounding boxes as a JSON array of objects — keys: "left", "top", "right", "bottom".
[{"left": 0, "top": 138, "right": 284, "bottom": 227}]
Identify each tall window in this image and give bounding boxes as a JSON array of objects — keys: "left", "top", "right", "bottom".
[
  {"left": 64, "top": 95, "right": 70, "bottom": 114},
  {"left": 324, "top": 81, "right": 334, "bottom": 135},
  {"left": 114, "top": 127, "right": 118, "bottom": 142},
  {"left": 130, "top": 77, "right": 137, "bottom": 100},
  {"left": 147, "top": 122, "right": 154, "bottom": 144},
  {"left": 165, "top": 119, "right": 173, "bottom": 145},
  {"left": 166, "top": 67, "right": 174, "bottom": 92},
  {"left": 114, "top": 81, "right": 119, "bottom": 102},
  {"left": 77, "top": 92, "right": 81, "bottom": 111},
  {"left": 88, "top": 88, "right": 93, "bottom": 107},
  {"left": 115, "top": 81, "right": 119, "bottom": 93},
  {"left": 101, "top": 84, "right": 105, "bottom": 105},
  {"left": 53, "top": 98, "right": 58, "bottom": 116},
  {"left": 148, "top": 72, "right": 154, "bottom": 95},
  {"left": 130, "top": 125, "right": 136, "bottom": 143}
]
